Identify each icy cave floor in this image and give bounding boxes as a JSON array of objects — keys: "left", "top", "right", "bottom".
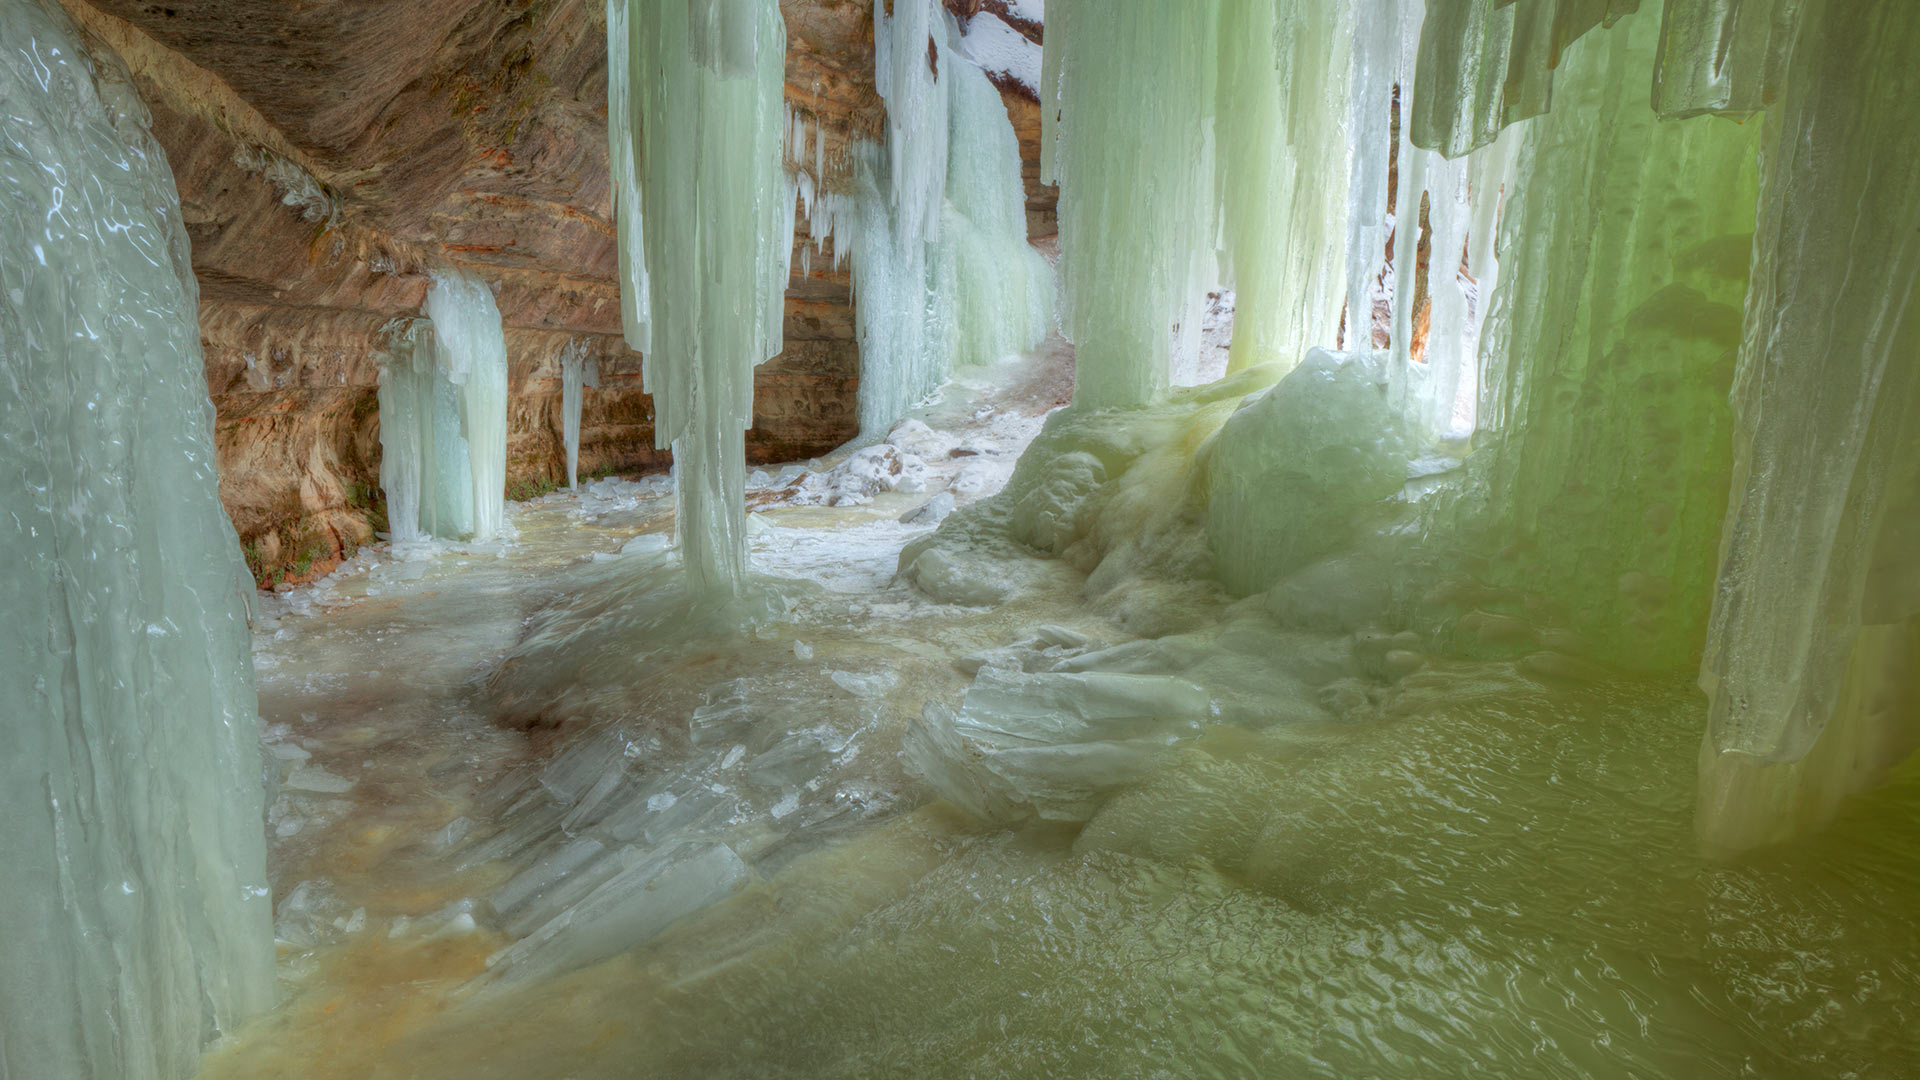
[{"left": 199, "top": 340, "right": 1920, "bottom": 1079}]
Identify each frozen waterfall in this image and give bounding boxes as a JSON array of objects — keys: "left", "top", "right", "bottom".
[
  {"left": 608, "top": 0, "right": 792, "bottom": 595},
  {"left": 377, "top": 270, "right": 510, "bottom": 545},
  {"left": 0, "top": 2, "right": 274, "bottom": 1076}
]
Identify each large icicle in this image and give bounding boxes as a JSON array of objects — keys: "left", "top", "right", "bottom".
[
  {"left": 1695, "top": 0, "right": 1920, "bottom": 848},
  {"left": 1214, "top": 0, "right": 1355, "bottom": 374},
  {"left": 619, "top": 0, "right": 791, "bottom": 594},
  {"left": 560, "top": 339, "right": 598, "bottom": 490},
  {"left": 379, "top": 272, "right": 508, "bottom": 544},
  {"left": 1651, "top": 0, "right": 1798, "bottom": 120},
  {"left": 932, "top": 56, "right": 1054, "bottom": 374},
  {"left": 377, "top": 322, "right": 437, "bottom": 544},
  {"left": 606, "top": 0, "right": 649, "bottom": 353},
  {"left": 0, "top": 2, "right": 274, "bottom": 1076},
  {"left": 1043, "top": 0, "right": 1220, "bottom": 408}
]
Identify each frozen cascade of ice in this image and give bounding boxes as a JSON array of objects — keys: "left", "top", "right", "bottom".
[
  {"left": 612, "top": 0, "right": 792, "bottom": 595},
  {"left": 425, "top": 270, "right": 510, "bottom": 543},
  {"left": 560, "top": 339, "right": 599, "bottom": 490},
  {"left": 0, "top": 2, "right": 274, "bottom": 1075},
  {"left": 795, "top": 0, "right": 1054, "bottom": 437},
  {"left": 377, "top": 271, "right": 510, "bottom": 543},
  {"left": 1041, "top": 1, "right": 1220, "bottom": 409}
]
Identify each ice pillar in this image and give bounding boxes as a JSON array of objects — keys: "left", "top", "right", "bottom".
[
  {"left": 425, "top": 270, "right": 509, "bottom": 544},
  {"left": 378, "top": 271, "right": 509, "bottom": 544},
  {"left": 0, "top": 2, "right": 274, "bottom": 1076},
  {"left": 561, "top": 339, "right": 598, "bottom": 490},
  {"left": 1042, "top": 0, "right": 1220, "bottom": 408},
  {"left": 614, "top": 0, "right": 792, "bottom": 595}
]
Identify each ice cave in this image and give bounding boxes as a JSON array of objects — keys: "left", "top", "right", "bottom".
[{"left": 4, "top": 0, "right": 1918, "bottom": 1076}]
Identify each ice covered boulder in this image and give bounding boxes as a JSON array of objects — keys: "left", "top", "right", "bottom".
[
  {"left": 903, "top": 669, "right": 1211, "bottom": 822},
  {"left": 1205, "top": 349, "right": 1415, "bottom": 596}
]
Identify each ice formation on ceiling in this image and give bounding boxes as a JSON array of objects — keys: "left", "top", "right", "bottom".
[
  {"left": 900, "top": 0, "right": 1916, "bottom": 848},
  {"left": 608, "top": 0, "right": 792, "bottom": 595},
  {"left": 0, "top": 1, "right": 274, "bottom": 1075},
  {"left": 792, "top": 0, "right": 1054, "bottom": 436},
  {"left": 377, "top": 270, "right": 510, "bottom": 544}
]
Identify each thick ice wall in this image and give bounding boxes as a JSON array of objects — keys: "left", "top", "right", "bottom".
[
  {"left": 1695, "top": 0, "right": 1920, "bottom": 847},
  {"left": 0, "top": 2, "right": 274, "bottom": 1075},
  {"left": 1451, "top": 11, "right": 1759, "bottom": 672},
  {"left": 618, "top": 0, "right": 791, "bottom": 595}
]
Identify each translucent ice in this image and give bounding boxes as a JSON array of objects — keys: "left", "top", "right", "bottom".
[
  {"left": 905, "top": 668, "right": 1212, "bottom": 822},
  {"left": 379, "top": 271, "right": 510, "bottom": 543},
  {"left": 560, "top": 338, "right": 599, "bottom": 490},
  {"left": 613, "top": 0, "right": 792, "bottom": 594},
  {"left": 0, "top": 3, "right": 273, "bottom": 1075}
]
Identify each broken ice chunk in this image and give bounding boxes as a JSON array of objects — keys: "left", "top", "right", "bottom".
[
  {"left": 474, "top": 843, "right": 748, "bottom": 991},
  {"left": 283, "top": 766, "right": 355, "bottom": 794},
  {"left": 904, "top": 669, "right": 1211, "bottom": 823}
]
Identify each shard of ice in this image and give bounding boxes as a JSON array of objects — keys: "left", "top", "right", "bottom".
[
  {"left": 904, "top": 668, "right": 1213, "bottom": 822},
  {"left": 612, "top": 0, "right": 792, "bottom": 594},
  {"left": 0, "top": 2, "right": 274, "bottom": 1075}
]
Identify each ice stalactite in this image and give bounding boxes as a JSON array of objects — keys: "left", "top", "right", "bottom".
[
  {"left": 1694, "top": 0, "right": 1920, "bottom": 850},
  {"left": 613, "top": 0, "right": 791, "bottom": 595},
  {"left": 793, "top": 0, "right": 1053, "bottom": 437},
  {"left": 1214, "top": 0, "right": 1354, "bottom": 374},
  {"left": 377, "top": 323, "right": 437, "bottom": 545},
  {"left": 378, "top": 271, "right": 509, "bottom": 544},
  {"left": 560, "top": 339, "right": 599, "bottom": 490},
  {"left": 1041, "top": 1, "right": 1220, "bottom": 408},
  {"left": 0, "top": 1, "right": 274, "bottom": 1076},
  {"left": 605, "top": 0, "right": 649, "bottom": 355}
]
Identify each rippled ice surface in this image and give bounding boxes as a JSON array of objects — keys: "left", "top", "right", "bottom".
[{"left": 200, "top": 352, "right": 1919, "bottom": 1079}]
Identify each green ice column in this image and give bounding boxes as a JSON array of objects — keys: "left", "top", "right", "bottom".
[
  {"left": 1042, "top": 0, "right": 1220, "bottom": 408},
  {"left": 1696, "top": 0, "right": 1920, "bottom": 850},
  {"left": 0, "top": 1, "right": 274, "bottom": 1077},
  {"left": 1214, "top": 0, "right": 1353, "bottom": 375},
  {"left": 619, "top": 0, "right": 793, "bottom": 595}
]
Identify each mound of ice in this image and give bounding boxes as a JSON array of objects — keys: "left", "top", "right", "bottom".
[{"left": 1205, "top": 349, "right": 1415, "bottom": 596}]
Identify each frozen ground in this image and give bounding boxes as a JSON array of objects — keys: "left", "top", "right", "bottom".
[{"left": 200, "top": 335, "right": 1920, "bottom": 1080}]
